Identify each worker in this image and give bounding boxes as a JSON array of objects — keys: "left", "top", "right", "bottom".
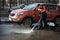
[{"left": 36, "top": 4, "right": 47, "bottom": 29}]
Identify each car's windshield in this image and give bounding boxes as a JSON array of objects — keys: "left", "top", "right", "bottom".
[{"left": 23, "top": 4, "right": 37, "bottom": 10}]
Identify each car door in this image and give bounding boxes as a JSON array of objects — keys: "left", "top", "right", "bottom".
[{"left": 46, "top": 4, "right": 58, "bottom": 21}]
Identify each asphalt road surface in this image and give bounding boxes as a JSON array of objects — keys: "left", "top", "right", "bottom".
[
  {"left": 0, "top": 17, "right": 60, "bottom": 40},
  {"left": 0, "top": 23, "right": 60, "bottom": 40}
]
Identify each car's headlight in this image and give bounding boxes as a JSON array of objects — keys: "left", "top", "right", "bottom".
[{"left": 16, "top": 12, "right": 23, "bottom": 16}]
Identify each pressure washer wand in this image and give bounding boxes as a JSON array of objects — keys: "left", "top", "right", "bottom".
[{"left": 31, "top": 14, "right": 42, "bottom": 30}]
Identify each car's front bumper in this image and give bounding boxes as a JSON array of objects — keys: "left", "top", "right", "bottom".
[{"left": 9, "top": 17, "right": 20, "bottom": 22}]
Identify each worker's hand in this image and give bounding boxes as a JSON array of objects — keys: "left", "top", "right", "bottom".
[{"left": 38, "top": 9, "right": 42, "bottom": 11}]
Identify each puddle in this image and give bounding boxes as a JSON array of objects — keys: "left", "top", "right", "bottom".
[{"left": 0, "top": 23, "right": 34, "bottom": 35}]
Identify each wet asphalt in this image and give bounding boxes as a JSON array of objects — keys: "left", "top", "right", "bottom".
[{"left": 0, "top": 17, "right": 60, "bottom": 40}]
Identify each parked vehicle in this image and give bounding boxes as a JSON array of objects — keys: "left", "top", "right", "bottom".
[
  {"left": 8, "top": 4, "right": 26, "bottom": 12},
  {"left": 9, "top": 3, "right": 60, "bottom": 27}
]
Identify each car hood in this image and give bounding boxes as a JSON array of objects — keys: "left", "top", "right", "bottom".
[{"left": 11, "top": 9, "right": 28, "bottom": 14}]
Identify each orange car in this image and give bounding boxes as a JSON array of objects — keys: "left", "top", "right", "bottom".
[{"left": 9, "top": 3, "right": 60, "bottom": 26}]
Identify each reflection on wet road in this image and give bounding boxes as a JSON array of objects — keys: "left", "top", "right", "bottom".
[
  {"left": 0, "top": 23, "right": 33, "bottom": 35},
  {"left": 0, "top": 23, "right": 34, "bottom": 40},
  {"left": 0, "top": 23, "right": 60, "bottom": 40}
]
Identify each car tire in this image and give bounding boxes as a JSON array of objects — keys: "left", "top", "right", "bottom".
[
  {"left": 53, "top": 26, "right": 60, "bottom": 32},
  {"left": 22, "top": 17, "right": 33, "bottom": 27},
  {"left": 55, "top": 16, "right": 60, "bottom": 26},
  {"left": 53, "top": 16, "right": 60, "bottom": 32}
]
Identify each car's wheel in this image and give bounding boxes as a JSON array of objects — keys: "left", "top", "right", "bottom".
[
  {"left": 53, "top": 26, "right": 60, "bottom": 32},
  {"left": 53, "top": 16, "right": 60, "bottom": 32},
  {"left": 22, "top": 17, "right": 33, "bottom": 27},
  {"left": 55, "top": 17, "right": 60, "bottom": 26}
]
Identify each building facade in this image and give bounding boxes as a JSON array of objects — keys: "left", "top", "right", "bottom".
[{"left": 0, "top": 0, "right": 59, "bottom": 8}]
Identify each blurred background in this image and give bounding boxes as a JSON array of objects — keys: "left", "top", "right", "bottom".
[
  {"left": 0, "top": 0, "right": 59, "bottom": 17},
  {"left": 0, "top": 0, "right": 60, "bottom": 40}
]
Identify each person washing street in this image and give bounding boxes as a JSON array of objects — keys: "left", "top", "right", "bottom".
[{"left": 35, "top": 4, "right": 47, "bottom": 29}]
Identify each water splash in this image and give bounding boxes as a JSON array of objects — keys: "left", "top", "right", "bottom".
[{"left": 12, "top": 29, "right": 34, "bottom": 34}]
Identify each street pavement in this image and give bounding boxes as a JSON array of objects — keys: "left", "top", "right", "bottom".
[{"left": 0, "top": 17, "right": 60, "bottom": 40}]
